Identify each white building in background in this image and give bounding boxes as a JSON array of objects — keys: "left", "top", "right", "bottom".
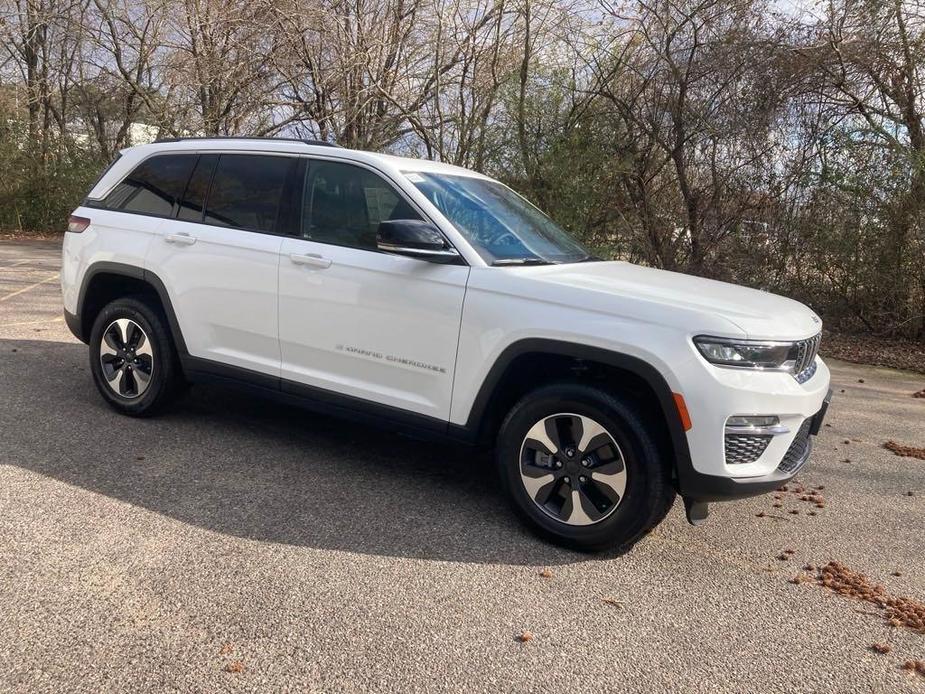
[{"left": 127, "top": 122, "right": 161, "bottom": 146}]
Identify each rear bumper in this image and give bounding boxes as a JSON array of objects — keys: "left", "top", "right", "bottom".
[
  {"left": 64, "top": 309, "right": 85, "bottom": 343},
  {"left": 678, "top": 389, "right": 831, "bottom": 502}
]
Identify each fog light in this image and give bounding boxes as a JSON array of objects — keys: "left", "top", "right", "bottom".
[
  {"left": 725, "top": 415, "right": 789, "bottom": 437},
  {"left": 724, "top": 415, "right": 786, "bottom": 465},
  {"left": 726, "top": 415, "right": 779, "bottom": 428}
]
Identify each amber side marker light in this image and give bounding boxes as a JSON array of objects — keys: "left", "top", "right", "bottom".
[{"left": 673, "top": 392, "right": 692, "bottom": 431}]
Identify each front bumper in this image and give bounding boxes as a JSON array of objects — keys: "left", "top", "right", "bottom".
[{"left": 678, "top": 389, "right": 831, "bottom": 502}]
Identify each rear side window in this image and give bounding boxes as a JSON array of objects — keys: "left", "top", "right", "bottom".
[
  {"left": 103, "top": 154, "right": 196, "bottom": 216},
  {"left": 204, "top": 154, "right": 294, "bottom": 233},
  {"left": 177, "top": 154, "right": 218, "bottom": 223}
]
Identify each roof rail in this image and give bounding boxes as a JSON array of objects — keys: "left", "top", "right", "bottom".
[{"left": 153, "top": 136, "right": 339, "bottom": 148}]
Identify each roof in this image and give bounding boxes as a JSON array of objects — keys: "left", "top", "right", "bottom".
[{"left": 127, "top": 137, "right": 489, "bottom": 180}]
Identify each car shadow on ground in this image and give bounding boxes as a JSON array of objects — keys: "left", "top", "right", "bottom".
[{"left": 1, "top": 338, "right": 612, "bottom": 566}]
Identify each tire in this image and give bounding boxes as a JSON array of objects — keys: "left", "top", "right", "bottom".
[
  {"left": 88, "top": 296, "right": 183, "bottom": 417},
  {"left": 496, "top": 382, "right": 675, "bottom": 552}
]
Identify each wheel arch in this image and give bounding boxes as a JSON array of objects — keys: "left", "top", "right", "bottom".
[
  {"left": 72, "top": 262, "right": 187, "bottom": 356},
  {"left": 458, "top": 339, "right": 693, "bottom": 483}
]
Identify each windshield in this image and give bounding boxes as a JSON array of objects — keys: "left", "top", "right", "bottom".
[{"left": 405, "top": 172, "right": 591, "bottom": 265}]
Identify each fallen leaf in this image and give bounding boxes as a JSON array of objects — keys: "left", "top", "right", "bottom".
[
  {"left": 224, "top": 661, "right": 245, "bottom": 673},
  {"left": 884, "top": 441, "right": 925, "bottom": 461},
  {"left": 813, "top": 562, "right": 925, "bottom": 634},
  {"left": 870, "top": 643, "right": 891, "bottom": 654},
  {"left": 515, "top": 630, "right": 534, "bottom": 643},
  {"left": 538, "top": 569, "right": 553, "bottom": 578},
  {"left": 821, "top": 331, "right": 925, "bottom": 373}
]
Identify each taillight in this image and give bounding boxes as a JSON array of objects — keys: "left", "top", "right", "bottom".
[{"left": 67, "top": 215, "right": 90, "bottom": 233}]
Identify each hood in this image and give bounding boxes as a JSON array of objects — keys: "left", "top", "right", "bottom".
[{"left": 513, "top": 261, "right": 822, "bottom": 339}]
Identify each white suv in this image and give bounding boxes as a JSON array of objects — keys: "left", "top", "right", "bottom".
[{"left": 61, "top": 137, "right": 832, "bottom": 551}]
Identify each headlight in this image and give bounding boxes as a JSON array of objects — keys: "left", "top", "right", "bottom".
[{"left": 693, "top": 336, "right": 796, "bottom": 371}]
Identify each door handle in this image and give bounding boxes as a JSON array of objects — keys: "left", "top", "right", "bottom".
[
  {"left": 289, "top": 253, "right": 332, "bottom": 269},
  {"left": 165, "top": 233, "right": 197, "bottom": 246}
]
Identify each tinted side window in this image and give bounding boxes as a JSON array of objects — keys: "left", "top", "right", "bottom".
[
  {"left": 303, "top": 161, "right": 420, "bottom": 250},
  {"left": 104, "top": 154, "right": 196, "bottom": 216},
  {"left": 177, "top": 154, "right": 218, "bottom": 222},
  {"left": 204, "top": 154, "right": 293, "bottom": 233}
]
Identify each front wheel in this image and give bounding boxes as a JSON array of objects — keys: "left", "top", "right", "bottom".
[{"left": 496, "top": 383, "right": 675, "bottom": 552}]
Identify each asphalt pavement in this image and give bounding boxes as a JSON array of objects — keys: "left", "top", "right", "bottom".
[{"left": 1, "top": 239, "right": 923, "bottom": 693}]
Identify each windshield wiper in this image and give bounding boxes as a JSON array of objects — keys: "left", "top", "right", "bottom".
[{"left": 491, "top": 257, "right": 552, "bottom": 266}]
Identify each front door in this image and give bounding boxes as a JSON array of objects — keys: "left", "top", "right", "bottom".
[{"left": 278, "top": 159, "right": 468, "bottom": 421}]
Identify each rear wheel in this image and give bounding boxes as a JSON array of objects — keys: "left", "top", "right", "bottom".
[
  {"left": 496, "top": 382, "right": 675, "bottom": 552},
  {"left": 88, "top": 297, "right": 183, "bottom": 416}
]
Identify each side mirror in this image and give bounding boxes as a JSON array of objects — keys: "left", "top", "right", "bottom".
[{"left": 377, "top": 220, "right": 460, "bottom": 262}]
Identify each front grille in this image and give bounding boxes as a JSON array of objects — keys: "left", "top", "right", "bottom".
[
  {"left": 778, "top": 418, "right": 813, "bottom": 472},
  {"left": 793, "top": 333, "right": 821, "bottom": 383},
  {"left": 725, "top": 434, "right": 772, "bottom": 465}
]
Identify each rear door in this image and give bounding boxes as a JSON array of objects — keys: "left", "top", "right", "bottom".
[
  {"left": 84, "top": 153, "right": 198, "bottom": 275},
  {"left": 277, "top": 158, "right": 469, "bottom": 421},
  {"left": 145, "top": 152, "right": 300, "bottom": 377}
]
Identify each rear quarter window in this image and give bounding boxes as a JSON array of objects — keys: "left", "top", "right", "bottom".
[{"left": 103, "top": 154, "right": 197, "bottom": 217}]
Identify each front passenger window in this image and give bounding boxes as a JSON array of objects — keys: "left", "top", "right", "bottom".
[{"left": 302, "top": 161, "right": 421, "bottom": 250}]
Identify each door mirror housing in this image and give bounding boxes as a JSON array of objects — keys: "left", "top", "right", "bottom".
[{"left": 377, "top": 220, "right": 460, "bottom": 262}]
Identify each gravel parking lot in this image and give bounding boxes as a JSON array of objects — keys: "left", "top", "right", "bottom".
[{"left": 1, "top": 239, "right": 923, "bottom": 693}]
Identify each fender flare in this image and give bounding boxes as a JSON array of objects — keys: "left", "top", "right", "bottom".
[
  {"left": 461, "top": 338, "right": 695, "bottom": 484},
  {"left": 71, "top": 261, "right": 187, "bottom": 355}
]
